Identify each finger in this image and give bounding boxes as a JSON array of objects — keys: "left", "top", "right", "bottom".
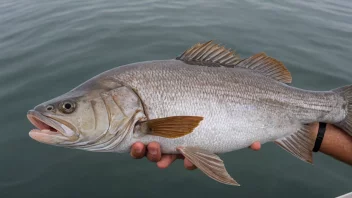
[
  {"left": 157, "top": 154, "right": 177, "bottom": 169},
  {"left": 250, "top": 141, "right": 261, "bottom": 151},
  {"left": 184, "top": 158, "right": 197, "bottom": 170},
  {"left": 147, "top": 142, "right": 162, "bottom": 162},
  {"left": 130, "top": 142, "right": 146, "bottom": 159}
]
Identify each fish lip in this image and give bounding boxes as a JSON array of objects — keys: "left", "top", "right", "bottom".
[{"left": 27, "top": 110, "right": 72, "bottom": 138}]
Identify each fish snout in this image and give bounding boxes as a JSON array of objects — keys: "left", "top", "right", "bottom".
[{"left": 33, "top": 104, "right": 49, "bottom": 113}]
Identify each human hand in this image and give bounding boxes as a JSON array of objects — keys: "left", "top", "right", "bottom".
[{"left": 130, "top": 141, "right": 261, "bottom": 170}]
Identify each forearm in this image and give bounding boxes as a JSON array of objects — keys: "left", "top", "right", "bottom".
[{"left": 311, "top": 123, "right": 352, "bottom": 165}]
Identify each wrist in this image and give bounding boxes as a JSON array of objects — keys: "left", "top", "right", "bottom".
[
  {"left": 309, "top": 122, "right": 352, "bottom": 165},
  {"left": 312, "top": 123, "right": 327, "bottom": 152},
  {"left": 309, "top": 122, "right": 319, "bottom": 139},
  {"left": 309, "top": 122, "right": 321, "bottom": 152}
]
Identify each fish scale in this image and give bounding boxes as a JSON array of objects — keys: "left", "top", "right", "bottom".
[{"left": 102, "top": 61, "right": 303, "bottom": 152}]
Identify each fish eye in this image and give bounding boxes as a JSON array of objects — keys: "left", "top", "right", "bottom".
[
  {"left": 59, "top": 101, "right": 76, "bottom": 114},
  {"left": 46, "top": 105, "right": 54, "bottom": 111}
]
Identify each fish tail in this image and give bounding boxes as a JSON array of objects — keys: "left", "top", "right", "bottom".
[
  {"left": 332, "top": 85, "right": 352, "bottom": 136},
  {"left": 274, "top": 85, "right": 352, "bottom": 164}
]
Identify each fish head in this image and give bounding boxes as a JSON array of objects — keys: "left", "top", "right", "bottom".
[
  {"left": 27, "top": 78, "right": 146, "bottom": 151},
  {"left": 27, "top": 90, "right": 105, "bottom": 146}
]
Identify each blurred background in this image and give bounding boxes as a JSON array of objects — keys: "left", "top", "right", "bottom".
[{"left": 0, "top": 0, "right": 351, "bottom": 197}]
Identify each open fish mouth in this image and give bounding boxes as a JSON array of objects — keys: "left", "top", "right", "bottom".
[{"left": 27, "top": 110, "right": 78, "bottom": 144}]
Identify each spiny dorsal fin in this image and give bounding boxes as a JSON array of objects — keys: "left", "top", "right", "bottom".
[
  {"left": 177, "top": 41, "right": 292, "bottom": 84},
  {"left": 176, "top": 40, "right": 241, "bottom": 67},
  {"left": 234, "top": 53, "right": 292, "bottom": 84},
  {"left": 146, "top": 116, "right": 203, "bottom": 138},
  {"left": 274, "top": 124, "right": 315, "bottom": 164}
]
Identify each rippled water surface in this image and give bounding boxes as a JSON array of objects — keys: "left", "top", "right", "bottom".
[{"left": 1, "top": 0, "right": 352, "bottom": 197}]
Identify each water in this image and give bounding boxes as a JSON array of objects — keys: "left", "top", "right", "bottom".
[{"left": 1, "top": 0, "right": 351, "bottom": 197}]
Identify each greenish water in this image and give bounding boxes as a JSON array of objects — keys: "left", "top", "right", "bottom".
[{"left": 1, "top": 0, "right": 351, "bottom": 197}]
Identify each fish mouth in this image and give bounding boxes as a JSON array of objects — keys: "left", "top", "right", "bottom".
[{"left": 27, "top": 110, "right": 78, "bottom": 144}]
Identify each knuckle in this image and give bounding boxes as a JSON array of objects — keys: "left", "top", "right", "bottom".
[{"left": 147, "top": 153, "right": 158, "bottom": 162}]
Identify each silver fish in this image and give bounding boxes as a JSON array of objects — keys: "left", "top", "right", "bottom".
[{"left": 27, "top": 41, "right": 352, "bottom": 186}]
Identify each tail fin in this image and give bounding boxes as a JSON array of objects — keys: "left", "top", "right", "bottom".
[{"left": 332, "top": 85, "right": 352, "bottom": 136}]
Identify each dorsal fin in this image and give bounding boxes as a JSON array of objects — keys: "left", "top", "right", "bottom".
[
  {"left": 234, "top": 53, "right": 292, "bottom": 83},
  {"left": 176, "top": 40, "right": 241, "bottom": 67},
  {"left": 176, "top": 41, "right": 292, "bottom": 84}
]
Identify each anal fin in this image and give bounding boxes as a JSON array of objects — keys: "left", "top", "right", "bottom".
[
  {"left": 177, "top": 146, "right": 239, "bottom": 186},
  {"left": 275, "top": 125, "right": 315, "bottom": 164}
]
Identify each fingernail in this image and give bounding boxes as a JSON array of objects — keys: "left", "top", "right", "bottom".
[{"left": 149, "top": 148, "right": 157, "bottom": 155}]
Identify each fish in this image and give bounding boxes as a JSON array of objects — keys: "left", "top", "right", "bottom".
[{"left": 27, "top": 41, "right": 352, "bottom": 186}]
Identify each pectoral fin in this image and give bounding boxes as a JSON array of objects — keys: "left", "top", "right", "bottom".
[
  {"left": 177, "top": 146, "right": 239, "bottom": 186},
  {"left": 146, "top": 116, "right": 203, "bottom": 138}
]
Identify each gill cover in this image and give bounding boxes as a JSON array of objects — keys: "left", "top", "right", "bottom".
[
  {"left": 69, "top": 85, "right": 146, "bottom": 152},
  {"left": 84, "top": 86, "right": 146, "bottom": 151}
]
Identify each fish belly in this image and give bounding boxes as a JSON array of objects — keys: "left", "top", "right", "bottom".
[{"left": 133, "top": 104, "right": 302, "bottom": 154}]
